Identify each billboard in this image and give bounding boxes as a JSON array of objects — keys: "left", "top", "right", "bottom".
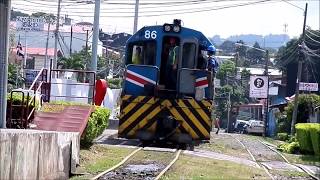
[
  {"left": 16, "top": 16, "right": 45, "bottom": 31},
  {"left": 299, "top": 82, "right": 319, "bottom": 92},
  {"left": 249, "top": 76, "right": 268, "bottom": 98}
]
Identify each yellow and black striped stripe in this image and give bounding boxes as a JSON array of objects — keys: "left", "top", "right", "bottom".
[{"left": 118, "top": 95, "right": 213, "bottom": 140}]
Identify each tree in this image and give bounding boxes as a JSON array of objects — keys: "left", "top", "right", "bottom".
[
  {"left": 216, "top": 60, "right": 236, "bottom": 86},
  {"left": 219, "top": 40, "right": 236, "bottom": 55},
  {"left": 235, "top": 40, "right": 247, "bottom": 58},
  {"left": 247, "top": 42, "right": 264, "bottom": 64},
  {"left": 57, "top": 48, "right": 89, "bottom": 70},
  {"left": 7, "top": 64, "right": 24, "bottom": 92}
]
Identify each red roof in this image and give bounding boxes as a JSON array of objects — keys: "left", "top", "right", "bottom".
[{"left": 12, "top": 47, "right": 56, "bottom": 56}]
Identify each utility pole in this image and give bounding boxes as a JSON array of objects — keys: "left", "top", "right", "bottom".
[
  {"left": 264, "top": 50, "right": 270, "bottom": 137},
  {"left": 133, "top": 0, "right": 139, "bottom": 33},
  {"left": 53, "top": 0, "right": 62, "bottom": 69},
  {"left": 227, "top": 92, "right": 231, "bottom": 133},
  {"left": 70, "top": 25, "right": 73, "bottom": 56},
  {"left": 44, "top": 20, "right": 51, "bottom": 68},
  {"left": 0, "top": 0, "right": 11, "bottom": 128},
  {"left": 291, "top": 3, "right": 308, "bottom": 135},
  {"left": 91, "top": 0, "right": 100, "bottom": 72}
]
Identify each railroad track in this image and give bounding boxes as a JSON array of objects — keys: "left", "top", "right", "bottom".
[
  {"left": 231, "top": 134, "right": 318, "bottom": 180},
  {"left": 92, "top": 146, "right": 182, "bottom": 180}
]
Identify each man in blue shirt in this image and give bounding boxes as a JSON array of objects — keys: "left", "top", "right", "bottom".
[{"left": 207, "top": 45, "right": 219, "bottom": 73}]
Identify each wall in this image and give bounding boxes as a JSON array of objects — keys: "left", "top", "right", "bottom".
[{"left": 0, "top": 129, "right": 80, "bottom": 180}]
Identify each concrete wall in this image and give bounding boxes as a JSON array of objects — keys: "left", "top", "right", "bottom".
[{"left": 0, "top": 129, "right": 80, "bottom": 180}]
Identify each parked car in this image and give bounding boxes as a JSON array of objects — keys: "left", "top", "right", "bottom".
[
  {"left": 243, "top": 120, "right": 264, "bottom": 135},
  {"left": 234, "top": 119, "right": 248, "bottom": 133}
]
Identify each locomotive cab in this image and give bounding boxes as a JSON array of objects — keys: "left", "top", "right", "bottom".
[{"left": 120, "top": 20, "right": 215, "bottom": 145}]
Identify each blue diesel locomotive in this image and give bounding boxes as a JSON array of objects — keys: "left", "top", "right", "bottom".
[{"left": 119, "top": 20, "right": 216, "bottom": 144}]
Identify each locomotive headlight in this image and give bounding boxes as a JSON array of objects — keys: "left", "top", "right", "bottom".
[
  {"left": 163, "top": 24, "right": 171, "bottom": 32},
  {"left": 173, "top": 25, "right": 181, "bottom": 33}
]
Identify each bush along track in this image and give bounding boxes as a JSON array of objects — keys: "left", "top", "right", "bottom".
[
  {"left": 231, "top": 134, "right": 317, "bottom": 180},
  {"left": 39, "top": 101, "right": 111, "bottom": 146},
  {"left": 92, "top": 148, "right": 181, "bottom": 180},
  {"left": 296, "top": 123, "right": 320, "bottom": 156}
]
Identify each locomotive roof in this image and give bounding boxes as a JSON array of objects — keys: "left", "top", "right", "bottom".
[{"left": 126, "top": 25, "right": 212, "bottom": 48}]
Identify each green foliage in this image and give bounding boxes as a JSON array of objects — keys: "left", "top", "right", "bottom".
[
  {"left": 42, "top": 101, "right": 110, "bottom": 146},
  {"left": 278, "top": 142, "right": 300, "bottom": 154},
  {"left": 81, "top": 107, "right": 110, "bottom": 146},
  {"left": 277, "top": 133, "right": 289, "bottom": 141},
  {"left": 309, "top": 124, "right": 320, "bottom": 155},
  {"left": 218, "top": 40, "right": 235, "bottom": 54},
  {"left": 216, "top": 61, "right": 236, "bottom": 86},
  {"left": 295, "top": 123, "right": 314, "bottom": 154},
  {"left": 246, "top": 42, "right": 264, "bottom": 64},
  {"left": 285, "top": 94, "right": 320, "bottom": 133},
  {"left": 107, "top": 78, "right": 122, "bottom": 89},
  {"left": 8, "top": 64, "right": 24, "bottom": 92}
]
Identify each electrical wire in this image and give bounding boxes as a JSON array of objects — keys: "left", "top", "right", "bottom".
[
  {"left": 306, "top": 29, "right": 320, "bottom": 38},
  {"left": 13, "top": 0, "right": 274, "bottom": 18},
  {"left": 280, "top": 0, "right": 304, "bottom": 11},
  {"left": 305, "top": 33, "right": 320, "bottom": 44}
]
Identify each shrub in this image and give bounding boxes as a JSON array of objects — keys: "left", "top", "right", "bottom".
[
  {"left": 295, "top": 123, "right": 320, "bottom": 155},
  {"left": 285, "top": 94, "right": 320, "bottom": 134},
  {"left": 309, "top": 124, "right": 320, "bottom": 155},
  {"left": 277, "top": 133, "right": 289, "bottom": 141},
  {"left": 278, "top": 142, "right": 300, "bottom": 154},
  {"left": 43, "top": 101, "right": 111, "bottom": 146},
  {"left": 6, "top": 92, "right": 38, "bottom": 125},
  {"left": 81, "top": 106, "right": 110, "bottom": 146}
]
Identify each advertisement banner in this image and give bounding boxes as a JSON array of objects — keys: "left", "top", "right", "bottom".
[{"left": 16, "top": 16, "right": 45, "bottom": 31}]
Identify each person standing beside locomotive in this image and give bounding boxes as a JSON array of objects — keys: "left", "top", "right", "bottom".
[{"left": 206, "top": 45, "right": 219, "bottom": 74}]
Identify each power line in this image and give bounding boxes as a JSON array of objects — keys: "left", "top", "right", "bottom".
[
  {"left": 280, "top": 0, "right": 304, "bottom": 11},
  {"left": 13, "top": 0, "right": 274, "bottom": 18},
  {"left": 305, "top": 33, "right": 320, "bottom": 44},
  {"left": 306, "top": 29, "right": 320, "bottom": 38}
]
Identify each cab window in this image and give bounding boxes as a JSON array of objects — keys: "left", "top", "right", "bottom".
[
  {"left": 126, "top": 41, "right": 156, "bottom": 66},
  {"left": 181, "top": 43, "right": 196, "bottom": 69}
]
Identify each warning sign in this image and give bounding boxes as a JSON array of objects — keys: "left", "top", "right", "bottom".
[{"left": 249, "top": 76, "right": 268, "bottom": 98}]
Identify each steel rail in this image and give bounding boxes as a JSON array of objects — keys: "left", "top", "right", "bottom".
[
  {"left": 229, "top": 135, "right": 275, "bottom": 180},
  {"left": 91, "top": 147, "right": 143, "bottom": 180},
  {"left": 155, "top": 149, "right": 182, "bottom": 180},
  {"left": 258, "top": 140, "right": 319, "bottom": 180}
]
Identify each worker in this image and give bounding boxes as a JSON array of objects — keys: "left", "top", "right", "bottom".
[
  {"left": 166, "top": 38, "right": 179, "bottom": 89},
  {"left": 132, "top": 46, "right": 142, "bottom": 64},
  {"left": 207, "top": 45, "right": 219, "bottom": 73}
]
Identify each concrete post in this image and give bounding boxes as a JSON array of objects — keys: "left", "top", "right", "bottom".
[
  {"left": 0, "top": 0, "right": 11, "bottom": 128},
  {"left": 91, "top": 0, "right": 101, "bottom": 72}
]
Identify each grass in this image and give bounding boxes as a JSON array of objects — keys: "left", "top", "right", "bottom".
[
  {"left": 270, "top": 170, "right": 310, "bottom": 178},
  {"left": 161, "top": 155, "right": 269, "bottom": 180},
  {"left": 245, "top": 135, "right": 320, "bottom": 166},
  {"left": 198, "top": 134, "right": 251, "bottom": 160},
  {"left": 244, "top": 134, "right": 284, "bottom": 146},
  {"left": 129, "top": 150, "right": 175, "bottom": 165},
  {"left": 69, "top": 145, "right": 135, "bottom": 180},
  {"left": 282, "top": 153, "right": 320, "bottom": 167}
]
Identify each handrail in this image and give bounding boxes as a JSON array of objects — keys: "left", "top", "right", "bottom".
[
  {"left": 28, "top": 68, "right": 46, "bottom": 91},
  {"left": 8, "top": 68, "right": 48, "bottom": 129}
]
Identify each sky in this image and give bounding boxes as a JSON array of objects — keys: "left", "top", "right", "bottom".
[{"left": 11, "top": 0, "right": 320, "bottom": 38}]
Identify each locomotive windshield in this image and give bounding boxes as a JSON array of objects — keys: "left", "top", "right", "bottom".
[{"left": 126, "top": 40, "right": 156, "bottom": 66}]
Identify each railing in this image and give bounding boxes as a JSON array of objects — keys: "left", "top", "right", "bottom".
[
  {"left": 7, "top": 68, "right": 49, "bottom": 129},
  {"left": 49, "top": 69, "right": 96, "bottom": 104}
]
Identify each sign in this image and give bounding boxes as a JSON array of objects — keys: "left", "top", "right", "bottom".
[
  {"left": 249, "top": 76, "right": 268, "bottom": 98},
  {"left": 269, "top": 80, "right": 281, "bottom": 96},
  {"left": 299, "top": 82, "right": 319, "bottom": 91},
  {"left": 214, "top": 78, "right": 221, "bottom": 88},
  {"left": 16, "top": 16, "right": 45, "bottom": 31}
]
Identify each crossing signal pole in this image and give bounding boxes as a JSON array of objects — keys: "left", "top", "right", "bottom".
[{"left": 291, "top": 3, "right": 308, "bottom": 135}]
